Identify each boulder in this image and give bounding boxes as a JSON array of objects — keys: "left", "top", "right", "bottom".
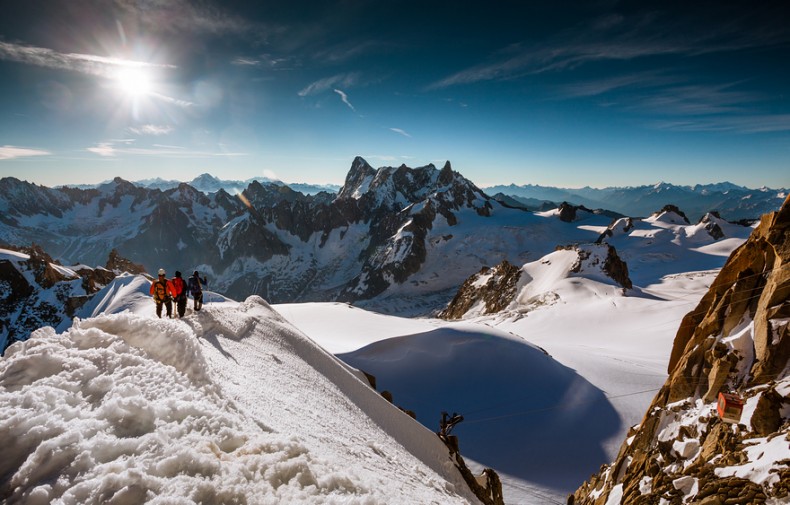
[{"left": 750, "top": 389, "right": 784, "bottom": 436}]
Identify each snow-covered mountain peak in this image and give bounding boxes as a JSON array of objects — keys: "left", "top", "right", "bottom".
[
  {"left": 188, "top": 172, "right": 223, "bottom": 192},
  {"left": 441, "top": 243, "right": 631, "bottom": 320},
  {"left": 0, "top": 176, "right": 71, "bottom": 217},
  {"left": 97, "top": 176, "right": 138, "bottom": 195},
  {"left": 337, "top": 156, "right": 377, "bottom": 200},
  {"left": 168, "top": 182, "right": 208, "bottom": 206},
  {"left": 646, "top": 204, "right": 691, "bottom": 225},
  {"left": 335, "top": 157, "right": 485, "bottom": 214}
]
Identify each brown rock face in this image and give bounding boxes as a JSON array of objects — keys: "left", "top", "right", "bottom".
[
  {"left": 571, "top": 194, "right": 790, "bottom": 505},
  {"left": 24, "top": 244, "right": 67, "bottom": 288},
  {"left": 105, "top": 249, "right": 147, "bottom": 275},
  {"left": 668, "top": 193, "right": 790, "bottom": 401},
  {"left": 439, "top": 260, "right": 522, "bottom": 320},
  {"left": 602, "top": 244, "right": 632, "bottom": 290}
]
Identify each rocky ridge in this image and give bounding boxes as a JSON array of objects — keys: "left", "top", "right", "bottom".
[
  {"left": 571, "top": 194, "right": 790, "bottom": 505},
  {"left": 440, "top": 243, "right": 632, "bottom": 320},
  {"left": 0, "top": 246, "right": 140, "bottom": 353}
]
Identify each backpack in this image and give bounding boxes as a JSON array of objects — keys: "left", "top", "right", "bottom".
[
  {"left": 152, "top": 279, "right": 167, "bottom": 302},
  {"left": 172, "top": 277, "right": 186, "bottom": 301},
  {"left": 188, "top": 276, "right": 203, "bottom": 296}
]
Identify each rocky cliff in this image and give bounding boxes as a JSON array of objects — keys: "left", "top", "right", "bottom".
[
  {"left": 571, "top": 195, "right": 790, "bottom": 505},
  {"left": 0, "top": 246, "right": 139, "bottom": 353}
]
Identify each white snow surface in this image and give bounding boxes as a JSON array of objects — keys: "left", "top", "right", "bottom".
[
  {"left": 0, "top": 209, "right": 771, "bottom": 504},
  {"left": 277, "top": 220, "right": 759, "bottom": 504},
  {"left": 0, "top": 276, "right": 476, "bottom": 504}
]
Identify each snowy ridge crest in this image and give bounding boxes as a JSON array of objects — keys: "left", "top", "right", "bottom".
[
  {"left": 441, "top": 243, "right": 631, "bottom": 320},
  {"left": 0, "top": 292, "right": 477, "bottom": 504}
]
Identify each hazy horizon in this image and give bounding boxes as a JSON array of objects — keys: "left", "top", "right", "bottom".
[{"left": 4, "top": 160, "right": 789, "bottom": 192}]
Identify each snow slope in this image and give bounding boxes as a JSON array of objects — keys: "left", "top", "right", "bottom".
[
  {"left": 0, "top": 276, "right": 477, "bottom": 504},
  {"left": 277, "top": 216, "right": 755, "bottom": 504}
]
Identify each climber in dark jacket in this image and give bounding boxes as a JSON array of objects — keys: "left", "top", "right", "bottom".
[
  {"left": 187, "top": 271, "right": 207, "bottom": 311},
  {"left": 171, "top": 271, "right": 188, "bottom": 318}
]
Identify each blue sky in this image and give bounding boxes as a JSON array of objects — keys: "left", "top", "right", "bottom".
[{"left": 0, "top": 0, "right": 788, "bottom": 189}]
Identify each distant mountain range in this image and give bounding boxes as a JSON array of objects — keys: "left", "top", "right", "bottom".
[
  {"left": 484, "top": 181, "right": 787, "bottom": 222},
  {"left": 66, "top": 174, "right": 787, "bottom": 223},
  {"left": 0, "top": 157, "right": 783, "bottom": 317},
  {"left": 66, "top": 174, "right": 341, "bottom": 196}
]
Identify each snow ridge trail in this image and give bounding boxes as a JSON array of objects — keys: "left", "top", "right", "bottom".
[
  {"left": 0, "top": 299, "right": 475, "bottom": 504},
  {"left": 185, "top": 296, "right": 476, "bottom": 504}
]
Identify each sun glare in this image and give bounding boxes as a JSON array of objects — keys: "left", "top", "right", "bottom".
[{"left": 115, "top": 66, "right": 152, "bottom": 97}]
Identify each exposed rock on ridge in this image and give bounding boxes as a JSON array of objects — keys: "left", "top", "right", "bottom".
[
  {"left": 440, "top": 244, "right": 631, "bottom": 320},
  {"left": 0, "top": 246, "right": 144, "bottom": 353},
  {"left": 440, "top": 260, "right": 522, "bottom": 319}
]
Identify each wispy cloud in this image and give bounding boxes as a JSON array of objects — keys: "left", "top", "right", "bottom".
[
  {"left": 428, "top": 8, "right": 790, "bottom": 90},
  {"left": 112, "top": 0, "right": 258, "bottom": 36},
  {"left": 650, "top": 114, "right": 790, "bottom": 134},
  {"left": 633, "top": 83, "right": 758, "bottom": 116},
  {"left": 87, "top": 143, "right": 117, "bottom": 157},
  {"left": 559, "top": 71, "right": 682, "bottom": 98},
  {"left": 86, "top": 141, "right": 247, "bottom": 158},
  {"left": 150, "top": 93, "right": 195, "bottom": 108},
  {"left": 0, "top": 41, "right": 174, "bottom": 79},
  {"left": 128, "top": 124, "right": 174, "bottom": 136},
  {"left": 311, "top": 40, "right": 386, "bottom": 65},
  {"left": 0, "top": 145, "right": 51, "bottom": 160},
  {"left": 298, "top": 73, "right": 360, "bottom": 97},
  {"left": 389, "top": 128, "right": 411, "bottom": 138},
  {"left": 333, "top": 89, "right": 356, "bottom": 112},
  {"left": 232, "top": 57, "right": 261, "bottom": 66}
]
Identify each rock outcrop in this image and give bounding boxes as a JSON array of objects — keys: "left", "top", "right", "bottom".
[
  {"left": 440, "top": 244, "right": 632, "bottom": 320},
  {"left": 0, "top": 246, "right": 147, "bottom": 352},
  {"left": 571, "top": 194, "right": 790, "bottom": 505},
  {"left": 559, "top": 243, "right": 632, "bottom": 290},
  {"left": 105, "top": 248, "right": 147, "bottom": 276},
  {"left": 439, "top": 260, "right": 522, "bottom": 319},
  {"left": 699, "top": 212, "right": 726, "bottom": 241},
  {"left": 653, "top": 204, "right": 691, "bottom": 224}
]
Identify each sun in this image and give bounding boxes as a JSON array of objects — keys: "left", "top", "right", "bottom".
[{"left": 114, "top": 66, "right": 153, "bottom": 97}]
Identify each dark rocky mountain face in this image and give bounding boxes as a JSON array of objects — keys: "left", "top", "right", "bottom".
[
  {"left": 439, "top": 260, "right": 523, "bottom": 320},
  {"left": 0, "top": 246, "right": 139, "bottom": 353},
  {"left": 571, "top": 194, "right": 790, "bottom": 505},
  {"left": 0, "top": 158, "right": 499, "bottom": 307}
]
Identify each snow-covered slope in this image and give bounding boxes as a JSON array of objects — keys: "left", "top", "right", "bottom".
[
  {"left": 279, "top": 288, "right": 702, "bottom": 504},
  {"left": 276, "top": 204, "right": 758, "bottom": 503},
  {"left": 0, "top": 277, "right": 478, "bottom": 504}
]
